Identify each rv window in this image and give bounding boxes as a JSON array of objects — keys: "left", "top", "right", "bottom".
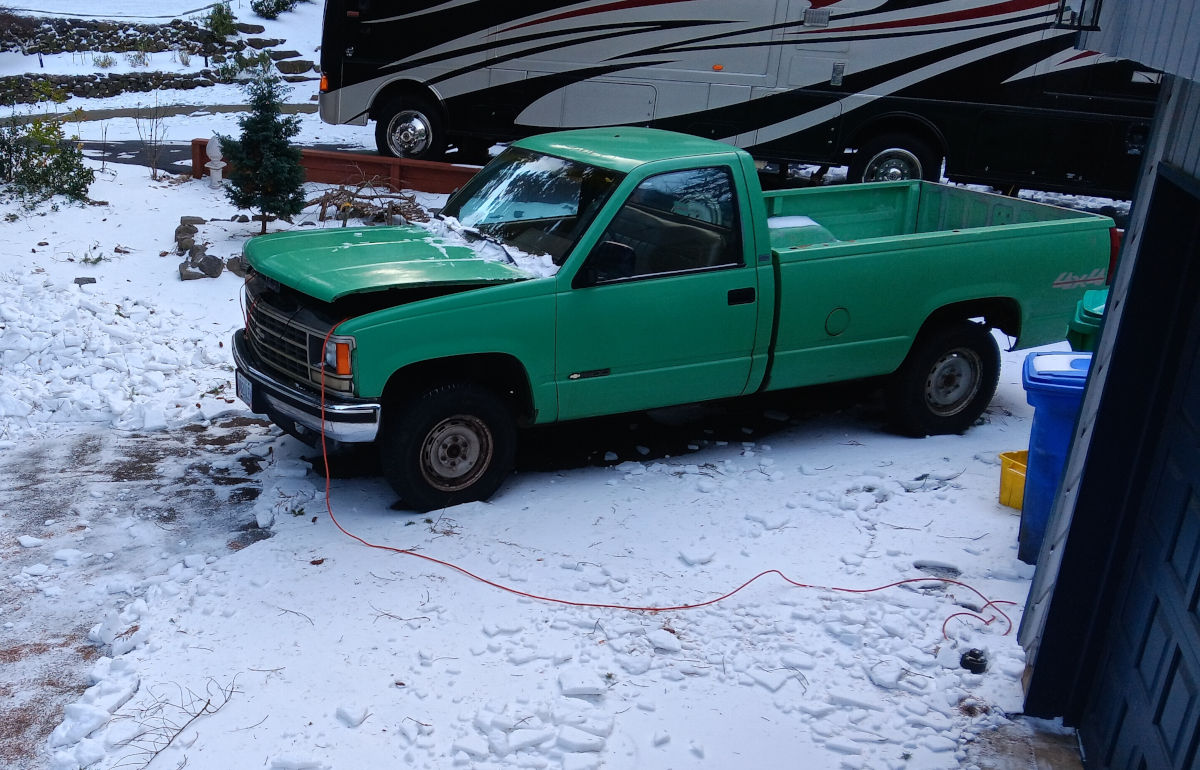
[{"left": 1056, "top": 0, "right": 1102, "bottom": 29}]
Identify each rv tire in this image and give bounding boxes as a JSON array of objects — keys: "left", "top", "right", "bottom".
[{"left": 375, "top": 95, "right": 446, "bottom": 160}]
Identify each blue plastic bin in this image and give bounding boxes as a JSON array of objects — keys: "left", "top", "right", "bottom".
[{"left": 1019, "top": 352, "right": 1092, "bottom": 563}]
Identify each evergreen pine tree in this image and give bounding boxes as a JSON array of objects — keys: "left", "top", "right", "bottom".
[{"left": 220, "top": 67, "right": 305, "bottom": 234}]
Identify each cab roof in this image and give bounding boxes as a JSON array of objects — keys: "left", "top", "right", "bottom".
[{"left": 513, "top": 127, "right": 742, "bottom": 173}]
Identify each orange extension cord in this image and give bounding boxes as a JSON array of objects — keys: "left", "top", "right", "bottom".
[{"left": 309, "top": 322, "right": 1015, "bottom": 639}]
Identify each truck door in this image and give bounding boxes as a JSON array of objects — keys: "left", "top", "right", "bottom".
[{"left": 555, "top": 166, "right": 760, "bottom": 420}]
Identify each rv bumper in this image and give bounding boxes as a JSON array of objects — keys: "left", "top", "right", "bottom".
[{"left": 319, "top": 90, "right": 369, "bottom": 126}]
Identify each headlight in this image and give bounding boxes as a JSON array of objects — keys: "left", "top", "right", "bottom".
[{"left": 323, "top": 336, "right": 355, "bottom": 376}]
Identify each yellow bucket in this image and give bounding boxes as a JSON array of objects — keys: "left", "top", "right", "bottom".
[{"left": 999, "top": 450, "right": 1028, "bottom": 510}]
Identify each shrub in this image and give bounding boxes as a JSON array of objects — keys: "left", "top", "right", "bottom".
[
  {"left": 251, "top": 0, "right": 299, "bottom": 20},
  {"left": 213, "top": 49, "right": 274, "bottom": 82},
  {"left": 124, "top": 48, "right": 149, "bottom": 67},
  {"left": 207, "top": 2, "right": 236, "bottom": 40},
  {"left": 93, "top": 52, "right": 115, "bottom": 68},
  {"left": 0, "top": 124, "right": 94, "bottom": 204},
  {"left": 219, "top": 68, "right": 305, "bottom": 234},
  {"left": 0, "top": 81, "right": 94, "bottom": 204}
]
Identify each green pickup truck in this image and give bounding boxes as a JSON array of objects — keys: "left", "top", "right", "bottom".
[{"left": 232, "top": 127, "right": 1114, "bottom": 510}]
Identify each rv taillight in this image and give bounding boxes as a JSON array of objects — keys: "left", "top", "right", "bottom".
[
  {"left": 319, "top": 72, "right": 329, "bottom": 92},
  {"left": 1108, "top": 227, "right": 1123, "bottom": 284}
]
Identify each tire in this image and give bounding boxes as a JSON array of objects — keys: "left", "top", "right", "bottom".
[
  {"left": 849, "top": 133, "right": 943, "bottom": 183},
  {"left": 374, "top": 95, "right": 446, "bottom": 160},
  {"left": 379, "top": 383, "right": 516, "bottom": 511},
  {"left": 886, "top": 322, "right": 1000, "bottom": 437}
]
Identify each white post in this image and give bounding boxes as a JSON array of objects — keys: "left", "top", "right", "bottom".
[{"left": 205, "top": 136, "right": 227, "bottom": 189}]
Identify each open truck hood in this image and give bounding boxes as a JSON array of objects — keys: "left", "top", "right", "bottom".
[{"left": 242, "top": 225, "right": 535, "bottom": 302}]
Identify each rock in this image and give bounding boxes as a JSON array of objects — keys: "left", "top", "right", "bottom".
[
  {"left": 178, "top": 262, "right": 206, "bottom": 281},
  {"left": 268, "top": 49, "right": 302, "bottom": 61},
  {"left": 235, "top": 22, "right": 267, "bottom": 34},
  {"left": 275, "top": 59, "right": 314, "bottom": 75},
  {"left": 251, "top": 213, "right": 278, "bottom": 223},
  {"left": 180, "top": 215, "right": 206, "bottom": 226},
  {"left": 176, "top": 236, "right": 195, "bottom": 254},
  {"left": 234, "top": 214, "right": 251, "bottom": 223},
  {"left": 174, "top": 223, "right": 198, "bottom": 241},
  {"left": 283, "top": 74, "right": 318, "bottom": 83},
  {"left": 194, "top": 254, "right": 225, "bottom": 278},
  {"left": 245, "top": 37, "right": 284, "bottom": 49},
  {"left": 73, "top": 277, "right": 97, "bottom": 286},
  {"left": 187, "top": 243, "right": 208, "bottom": 261},
  {"left": 226, "top": 255, "right": 249, "bottom": 277}
]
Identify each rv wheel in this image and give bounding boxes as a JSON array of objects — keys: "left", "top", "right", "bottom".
[
  {"left": 850, "top": 133, "right": 943, "bottom": 183},
  {"left": 375, "top": 95, "right": 446, "bottom": 160}
]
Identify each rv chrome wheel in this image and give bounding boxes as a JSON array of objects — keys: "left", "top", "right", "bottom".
[
  {"left": 850, "top": 133, "right": 943, "bottom": 184},
  {"left": 385, "top": 110, "right": 433, "bottom": 157},
  {"left": 862, "top": 147, "right": 923, "bottom": 182},
  {"left": 374, "top": 95, "right": 446, "bottom": 160}
]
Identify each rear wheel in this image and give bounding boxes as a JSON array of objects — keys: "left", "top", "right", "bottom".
[
  {"left": 849, "top": 133, "right": 943, "bottom": 183},
  {"left": 379, "top": 383, "right": 516, "bottom": 511},
  {"left": 886, "top": 322, "right": 1000, "bottom": 436},
  {"left": 374, "top": 94, "right": 446, "bottom": 160}
]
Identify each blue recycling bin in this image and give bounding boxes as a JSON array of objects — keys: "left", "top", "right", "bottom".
[{"left": 1019, "top": 352, "right": 1092, "bottom": 564}]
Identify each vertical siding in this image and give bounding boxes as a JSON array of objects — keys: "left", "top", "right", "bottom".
[
  {"left": 1083, "top": 0, "right": 1200, "bottom": 80},
  {"left": 1171, "top": 80, "right": 1200, "bottom": 177}
]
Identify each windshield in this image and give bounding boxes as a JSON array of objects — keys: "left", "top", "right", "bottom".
[{"left": 440, "top": 147, "right": 624, "bottom": 266}]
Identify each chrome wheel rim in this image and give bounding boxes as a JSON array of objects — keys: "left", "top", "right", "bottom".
[
  {"left": 420, "top": 415, "right": 492, "bottom": 492},
  {"left": 862, "top": 147, "right": 923, "bottom": 182},
  {"left": 386, "top": 110, "right": 432, "bottom": 156},
  {"left": 924, "top": 348, "right": 982, "bottom": 416}
]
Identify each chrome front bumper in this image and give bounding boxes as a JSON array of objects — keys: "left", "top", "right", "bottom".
[{"left": 232, "top": 331, "right": 381, "bottom": 444}]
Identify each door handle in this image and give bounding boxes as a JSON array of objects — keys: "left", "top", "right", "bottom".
[{"left": 728, "top": 287, "right": 756, "bottom": 305}]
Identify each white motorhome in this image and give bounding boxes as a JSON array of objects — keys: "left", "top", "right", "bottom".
[{"left": 317, "top": 0, "right": 1157, "bottom": 197}]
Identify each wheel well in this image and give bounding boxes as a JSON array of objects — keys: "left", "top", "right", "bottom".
[
  {"left": 381, "top": 354, "right": 534, "bottom": 422},
  {"left": 919, "top": 298, "right": 1021, "bottom": 340},
  {"left": 848, "top": 115, "right": 947, "bottom": 159},
  {"left": 369, "top": 80, "right": 444, "bottom": 123}
]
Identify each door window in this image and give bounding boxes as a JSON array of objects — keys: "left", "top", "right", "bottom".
[{"left": 579, "top": 167, "right": 742, "bottom": 285}]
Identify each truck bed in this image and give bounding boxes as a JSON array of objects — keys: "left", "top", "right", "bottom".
[
  {"left": 764, "top": 180, "right": 1091, "bottom": 250},
  {"left": 759, "top": 180, "right": 1112, "bottom": 392}
]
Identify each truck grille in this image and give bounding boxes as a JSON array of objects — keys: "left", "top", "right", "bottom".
[{"left": 245, "top": 292, "right": 354, "bottom": 394}]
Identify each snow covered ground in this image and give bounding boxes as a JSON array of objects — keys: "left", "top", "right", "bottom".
[
  {"left": 2, "top": 154, "right": 1061, "bottom": 770},
  {"left": 0, "top": 3, "right": 1115, "bottom": 769}
]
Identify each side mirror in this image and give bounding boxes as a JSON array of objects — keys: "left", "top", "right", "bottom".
[{"left": 575, "top": 240, "right": 635, "bottom": 288}]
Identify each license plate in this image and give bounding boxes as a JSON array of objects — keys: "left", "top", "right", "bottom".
[{"left": 235, "top": 371, "right": 253, "bottom": 408}]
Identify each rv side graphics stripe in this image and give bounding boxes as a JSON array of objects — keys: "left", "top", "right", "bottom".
[
  {"left": 394, "top": 20, "right": 723, "bottom": 72},
  {"left": 501, "top": 0, "right": 698, "bottom": 33},
  {"left": 645, "top": 22, "right": 1053, "bottom": 138},
  {"left": 803, "top": 0, "right": 1055, "bottom": 35}
]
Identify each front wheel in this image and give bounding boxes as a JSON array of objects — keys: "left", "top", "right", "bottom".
[
  {"left": 886, "top": 322, "right": 1000, "bottom": 437},
  {"left": 374, "top": 95, "right": 446, "bottom": 160},
  {"left": 379, "top": 383, "right": 516, "bottom": 511}
]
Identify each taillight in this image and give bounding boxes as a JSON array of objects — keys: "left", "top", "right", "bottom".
[
  {"left": 319, "top": 72, "right": 329, "bottom": 93},
  {"left": 1108, "top": 227, "right": 1123, "bottom": 285}
]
